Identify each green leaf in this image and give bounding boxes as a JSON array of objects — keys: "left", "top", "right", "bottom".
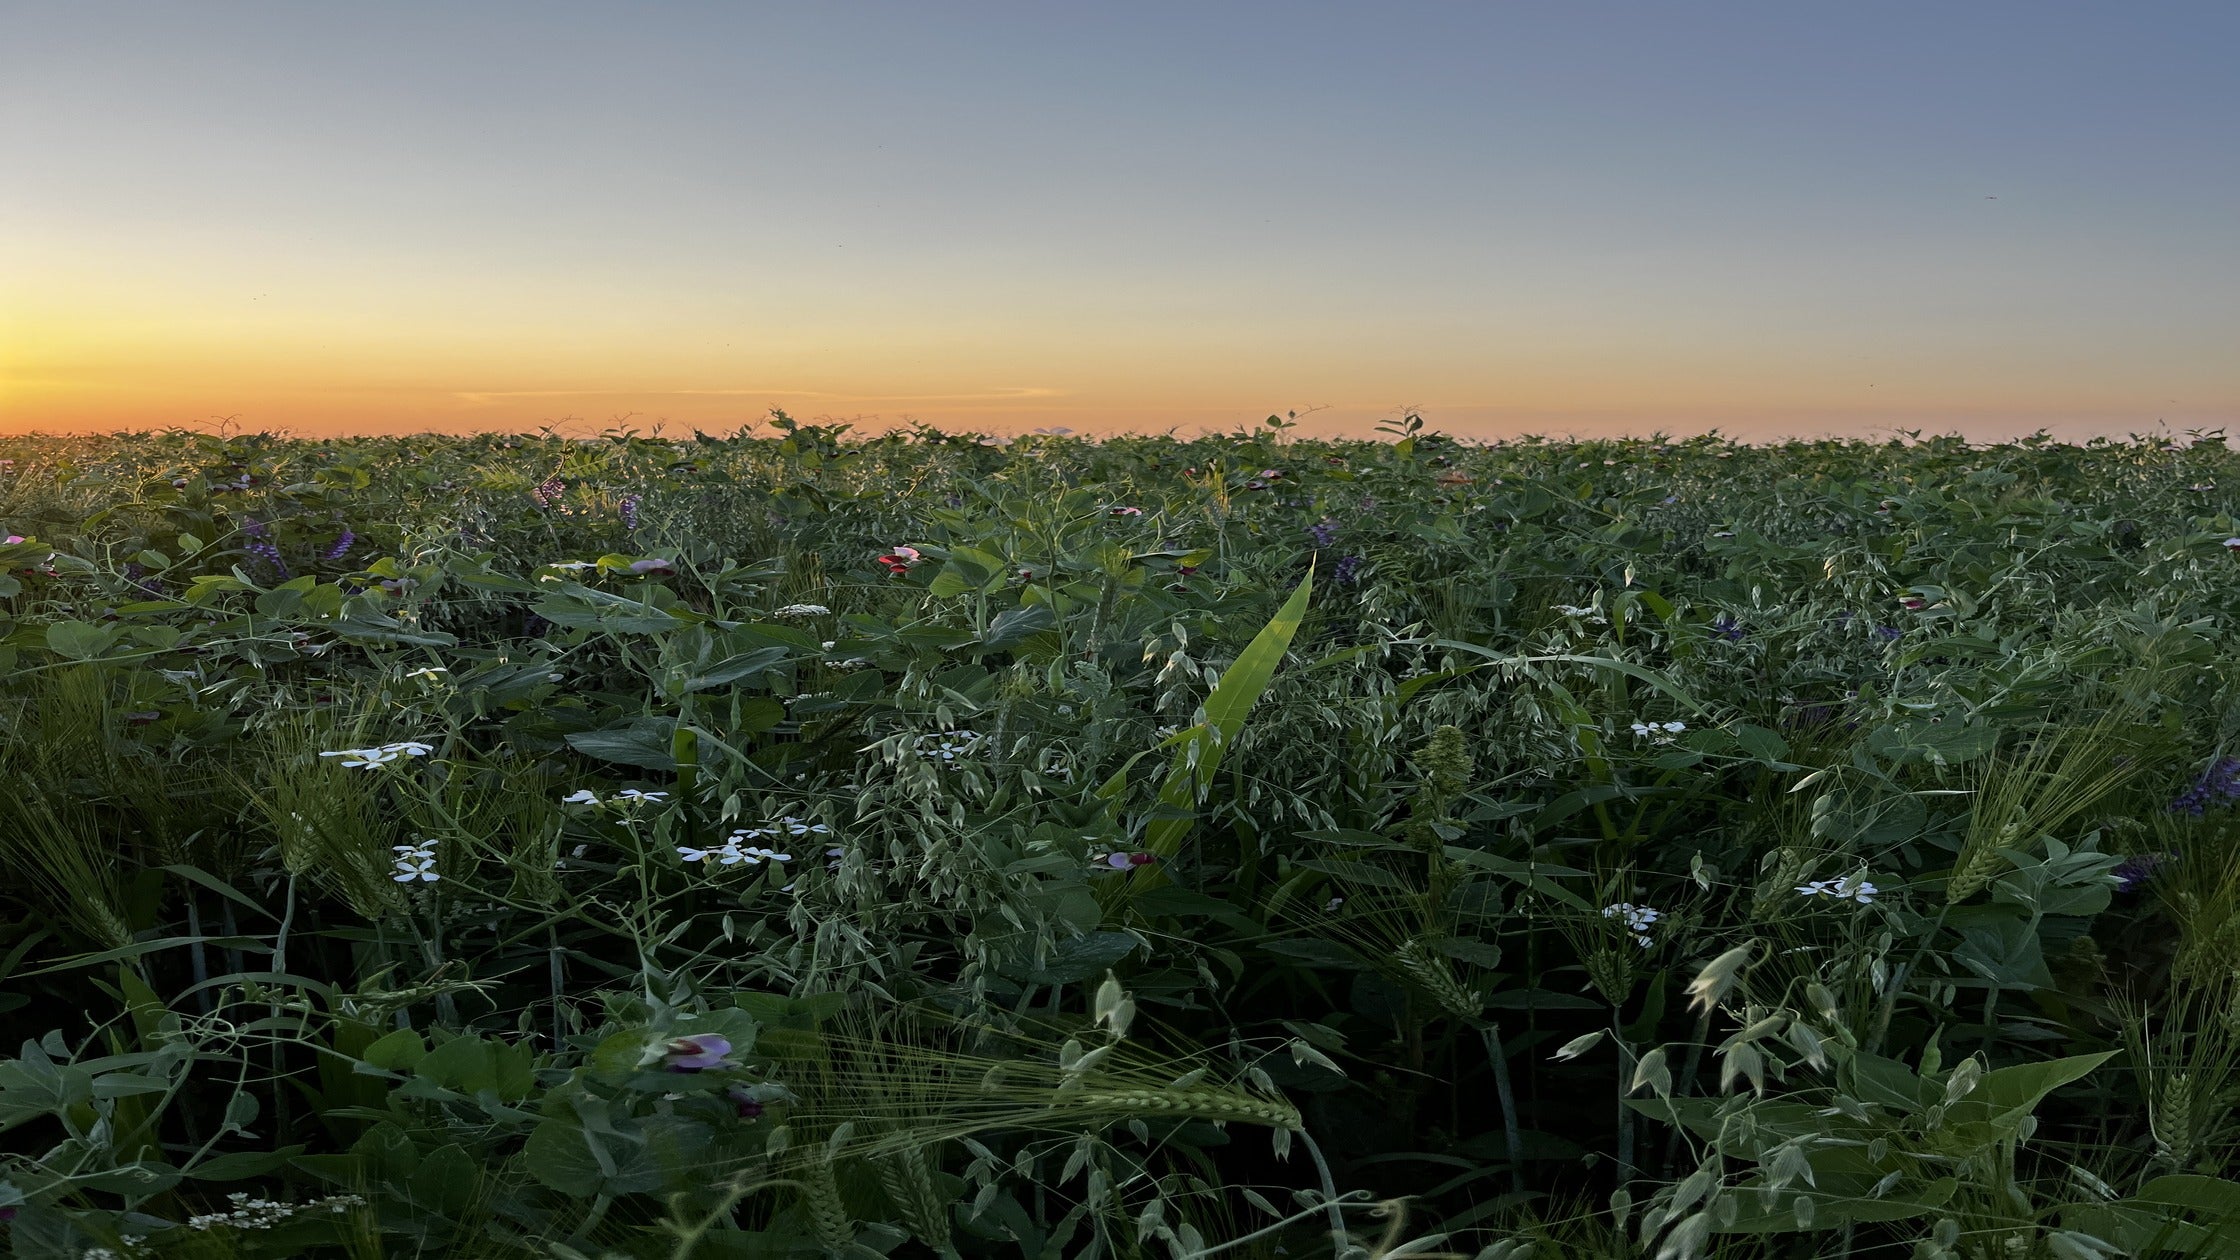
[
  {"left": 45, "top": 620, "right": 119, "bottom": 661},
  {"left": 566, "top": 719, "right": 680, "bottom": 769},
  {"left": 980, "top": 603, "right": 1057, "bottom": 651},
  {"left": 524, "top": 1120, "right": 604, "bottom": 1195},
  {"left": 681, "top": 646, "right": 790, "bottom": 692},
  {"left": 1139, "top": 568, "right": 1314, "bottom": 875},
  {"left": 414, "top": 1034, "right": 500, "bottom": 1094},
  {"left": 360, "top": 1028, "right": 427, "bottom": 1072}
]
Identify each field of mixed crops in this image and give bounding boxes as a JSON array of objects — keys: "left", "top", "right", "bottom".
[{"left": 2, "top": 413, "right": 2239, "bottom": 1260}]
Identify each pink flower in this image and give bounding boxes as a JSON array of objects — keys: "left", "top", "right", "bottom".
[
  {"left": 1898, "top": 596, "right": 1928, "bottom": 611},
  {"left": 2, "top": 535, "right": 22, "bottom": 544},
  {"left": 1109, "top": 506, "right": 1143, "bottom": 517}
]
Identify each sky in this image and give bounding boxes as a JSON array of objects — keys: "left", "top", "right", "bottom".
[{"left": 3, "top": 2, "right": 2236, "bottom": 443}]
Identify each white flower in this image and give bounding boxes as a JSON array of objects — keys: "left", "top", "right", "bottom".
[
  {"left": 742, "top": 846, "right": 792, "bottom": 862},
  {"left": 1601, "top": 901, "right": 1662, "bottom": 947},
  {"left": 560, "top": 789, "right": 600, "bottom": 805},
  {"left": 915, "top": 731, "right": 982, "bottom": 762},
  {"left": 545, "top": 560, "right": 597, "bottom": 571},
  {"left": 778, "top": 816, "right": 831, "bottom": 837},
  {"left": 614, "top": 789, "right": 670, "bottom": 804},
  {"left": 381, "top": 740, "right": 435, "bottom": 756},
  {"left": 392, "top": 840, "right": 440, "bottom": 883},
  {"left": 1796, "top": 876, "right": 1879, "bottom": 905},
  {"left": 404, "top": 666, "right": 449, "bottom": 680},
  {"left": 1661, "top": 721, "right": 1686, "bottom": 733},
  {"left": 321, "top": 747, "right": 399, "bottom": 768},
  {"left": 774, "top": 603, "right": 832, "bottom": 618}
]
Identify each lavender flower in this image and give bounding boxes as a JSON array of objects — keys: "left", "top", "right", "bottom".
[
  {"left": 1307, "top": 520, "right": 1339, "bottom": 548},
  {"left": 1330, "top": 555, "right": 1366, "bottom": 585},
  {"left": 532, "top": 477, "right": 566, "bottom": 508},
  {"left": 2112, "top": 851, "right": 2174, "bottom": 893},
  {"left": 1874, "top": 626, "right": 1903, "bottom": 642},
  {"left": 245, "top": 539, "right": 289, "bottom": 577},
  {"left": 241, "top": 518, "right": 269, "bottom": 538},
  {"left": 2170, "top": 758, "right": 2240, "bottom": 816},
  {"left": 1710, "top": 614, "right": 1744, "bottom": 642},
  {"left": 618, "top": 494, "right": 642, "bottom": 530},
  {"left": 323, "top": 529, "right": 356, "bottom": 561}
]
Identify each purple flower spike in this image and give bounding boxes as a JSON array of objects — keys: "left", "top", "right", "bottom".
[
  {"left": 2113, "top": 852, "right": 2175, "bottom": 893},
  {"left": 619, "top": 494, "right": 642, "bottom": 531},
  {"left": 2170, "top": 758, "right": 2240, "bottom": 816},
  {"left": 324, "top": 529, "right": 357, "bottom": 561},
  {"left": 663, "top": 1034, "right": 735, "bottom": 1073}
]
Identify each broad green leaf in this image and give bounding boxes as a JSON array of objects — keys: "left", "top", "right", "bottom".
[{"left": 45, "top": 620, "right": 118, "bottom": 661}]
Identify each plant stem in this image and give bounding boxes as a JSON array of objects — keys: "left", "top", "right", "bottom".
[{"left": 1481, "top": 1021, "right": 1527, "bottom": 1195}]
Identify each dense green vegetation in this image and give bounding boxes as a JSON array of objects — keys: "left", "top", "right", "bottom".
[{"left": 2, "top": 413, "right": 2239, "bottom": 1259}]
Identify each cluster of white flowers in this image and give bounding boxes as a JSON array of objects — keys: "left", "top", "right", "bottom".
[
  {"left": 1796, "top": 876, "right": 1880, "bottom": 905},
  {"left": 1629, "top": 720, "right": 1687, "bottom": 744},
  {"left": 679, "top": 818, "right": 824, "bottom": 868},
  {"left": 559, "top": 788, "right": 670, "bottom": 807},
  {"left": 392, "top": 839, "right": 440, "bottom": 883},
  {"left": 1601, "top": 902, "right": 1663, "bottom": 948},
  {"left": 773, "top": 603, "right": 832, "bottom": 618},
  {"left": 1552, "top": 603, "right": 1605, "bottom": 621},
  {"left": 320, "top": 740, "right": 435, "bottom": 768},
  {"left": 915, "top": 730, "right": 983, "bottom": 762},
  {"left": 185, "top": 1191, "right": 365, "bottom": 1231}
]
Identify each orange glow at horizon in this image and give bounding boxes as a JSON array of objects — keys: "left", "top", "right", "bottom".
[{"left": 6, "top": 7, "right": 2235, "bottom": 447}]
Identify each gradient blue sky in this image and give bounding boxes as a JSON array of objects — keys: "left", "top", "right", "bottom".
[{"left": 4, "top": 2, "right": 2235, "bottom": 440}]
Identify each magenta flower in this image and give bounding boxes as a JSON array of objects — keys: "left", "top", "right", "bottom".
[{"left": 663, "top": 1034, "right": 736, "bottom": 1072}]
